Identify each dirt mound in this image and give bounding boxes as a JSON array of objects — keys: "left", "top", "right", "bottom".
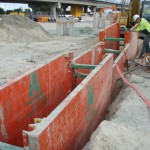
[
  {"left": 0, "top": 15, "right": 52, "bottom": 43},
  {"left": 83, "top": 74, "right": 150, "bottom": 150},
  {"left": 83, "top": 121, "right": 150, "bottom": 150}
]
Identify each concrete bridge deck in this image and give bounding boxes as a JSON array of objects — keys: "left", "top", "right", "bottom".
[{"left": 0, "top": 0, "right": 122, "bottom": 7}]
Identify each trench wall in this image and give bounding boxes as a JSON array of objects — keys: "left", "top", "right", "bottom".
[
  {"left": 74, "top": 43, "right": 104, "bottom": 85},
  {"left": 99, "top": 22, "right": 120, "bottom": 50},
  {"left": 23, "top": 53, "right": 114, "bottom": 150},
  {"left": 0, "top": 22, "right": 138, "bottom": 150},
  {"left": 0, "top": 55, "right": 74, "bottom": 147},
  {"left": 98, "top": 25, "right": 138, "bottom": 96}
]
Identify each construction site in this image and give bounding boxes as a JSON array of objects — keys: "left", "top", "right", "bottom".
[{"left": 0, "top": 0, "right": 150, "bottom": 150}]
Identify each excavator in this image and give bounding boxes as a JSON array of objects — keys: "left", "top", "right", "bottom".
[
  {"left": 141, "top": 0, "right": 150, "bottom": 22},
  {"left": 118, "top": 0, "right": 150, "bottom": 40},
  {"left": 118, "top": 0, "right": 150, "bottom": 27},
  {"left": 99, "top": 5, "right": 117, "bottom": 17},
  {"left": 117, "top": 0, "right": 141, "bottom": 27},
  {"left": 99, "top": 0, "right": 141, "bottom": 27}
]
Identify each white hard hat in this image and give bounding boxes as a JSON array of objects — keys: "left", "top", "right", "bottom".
[{"left": 133, "top": 14, "right": 140, "bottom": 22}]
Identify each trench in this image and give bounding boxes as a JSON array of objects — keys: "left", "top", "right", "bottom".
[{"left": 0, "top": 24, "right": 138, "bottom": 150}]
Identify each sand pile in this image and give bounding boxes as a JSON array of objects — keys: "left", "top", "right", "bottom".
[
  {"left": 83, "top": 73, "right": 150, "bottom": 150},
  {"left": 0, "top": 15, "right": 52, "bottom": 43}
]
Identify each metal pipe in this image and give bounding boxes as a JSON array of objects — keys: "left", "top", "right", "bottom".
[
  {"left": 71, "top": 62, "right": 97, "bottom": 69},
  {"left": 75, "top": 72, "right": 88, "bottom": 78},
  {"left": 104, "top": 38, "right": 124, "bottom": 42},
  {"left": 104, "top": 49, "right": 122, "bottom": 54}
]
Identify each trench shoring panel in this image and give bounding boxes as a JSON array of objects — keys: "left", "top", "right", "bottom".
[
  {"left": 0, "top": 55, "right": 74, "bottom": 146},
  {"left": 23, "top": 54, "right": 114, "bottom": 150}
]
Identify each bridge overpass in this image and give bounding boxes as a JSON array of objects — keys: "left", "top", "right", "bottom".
[
  {"left": 0, "top": 0, "right": 124, "bottom": 19},
  {"left": 0, "top": 0, "right": 122, "bottom": 7}
]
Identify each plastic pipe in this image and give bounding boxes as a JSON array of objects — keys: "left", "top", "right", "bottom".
[
  {"left": 104, "top": 49, "right": 121, "bottom": 54},
  {"left": 75, "top": 72, "right": 88, "bottom": 78},
  {"left": 71, "top": 62, "right": 97, "bottom": 69}
]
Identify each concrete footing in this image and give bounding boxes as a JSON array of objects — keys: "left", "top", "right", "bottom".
[{"left": 56, "top": 18, "right": 75, "bottom": 36}]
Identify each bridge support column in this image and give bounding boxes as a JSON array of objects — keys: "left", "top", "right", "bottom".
[
  {"left": 29, "top": 3, "right": 38, "bottom": 19},
  {"left": 84, "top": 6, "right": 88, "bottom": 13},
  {"left": 50, "top": 3, "right": 57, "bottom": 19},
  {"left": 61, "top": 4, "right": 68, "bottom": 15}
]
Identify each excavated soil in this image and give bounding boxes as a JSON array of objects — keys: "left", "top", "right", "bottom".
[
  {"left": 0, "top": 15, "right": 53, "bottom": 43},
  {"left": 0, "top": 15, "right": 98, "bottom": 86}
]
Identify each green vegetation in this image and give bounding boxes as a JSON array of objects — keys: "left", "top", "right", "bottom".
[{"left": 0, "top": 7, "right": 5, "bottom": 14}]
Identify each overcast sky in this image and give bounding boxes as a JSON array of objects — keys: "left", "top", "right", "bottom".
[{"left": 0, "top": 3, "right": 29, "bottom": 10}]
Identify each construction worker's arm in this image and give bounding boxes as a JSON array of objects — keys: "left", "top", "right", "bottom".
[{"left": 130, "top": 23, "right": 139, "bottom": 31}]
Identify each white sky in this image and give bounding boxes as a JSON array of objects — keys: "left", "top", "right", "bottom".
[{"left": 0, "top": 3, "right": 29, "bottom": 10}]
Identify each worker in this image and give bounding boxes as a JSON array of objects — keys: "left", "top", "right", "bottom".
[{"left": 130, "top": 14, "right": 150, "bottom": 58}]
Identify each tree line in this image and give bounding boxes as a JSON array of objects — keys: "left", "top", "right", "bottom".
[
  {"left": 0, "top": 7, "right": 31, "bottom": 14},
  {"left": 0, "top": 6, "right": 61, "bottom": 14}
]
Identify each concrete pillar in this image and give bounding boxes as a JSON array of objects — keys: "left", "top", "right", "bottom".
[
  {"left": 100, "top": 18, "right": 105, "bottom": 29},
  {"left": 56, "top": 18, "right": 75, "bottom": 36},
  {"left": 29, "top": 3, "right": 38, "bottom": 19},
  {"left": 56, "top": 18, "right": 64, "bottom": 36},
  {"left": 92, "top": 6, "right": 97, "bottom": 29},
  {"left": 63, "top": 18, "right": 68, "bottom": 35},
  {"left": 69, "top": 19, "right": 75, "bottom": 36},
  {"left": 84, "top": 6, "right": 88, "bottom": 13},
  {"left": 61, "top": 4, "right": 68, "bottom": 15},
  {"left": 97, "top": 13, "right": 100, "bottom": 28},
  {"left": 50, "top": 3, "right": 57, "bottom": 19},
  {"left": 90, "top": 6, "right": 95, "bottom": 12},
  {"left": 32, "top": 5, "right": 37, "bottom": 16}
]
